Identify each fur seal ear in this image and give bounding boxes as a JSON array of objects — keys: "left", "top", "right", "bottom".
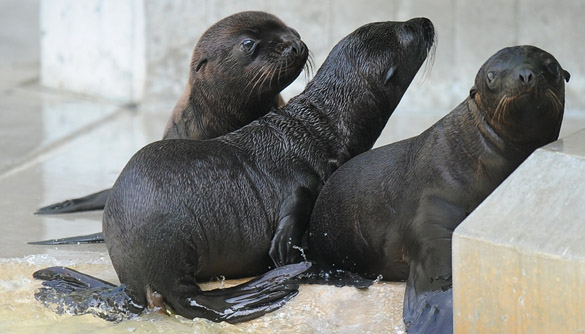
[
  {"left": 195, "top": 59, "right": 208, "bottom": 72},
  {"left": 469, "top": 86, "right": 477, "bottom": 99},
  {"left": 384, "top": 66, "right": 396, "bottom": 85},
  {"left": 563, "top": 70, "right": 570, "bottom": 83}
]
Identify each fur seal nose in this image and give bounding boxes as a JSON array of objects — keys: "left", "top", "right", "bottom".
[
  {"left": 516, "top": 67, "right": 534, "bottom": 84},
  {"left": 290, "top": 41, "right": 302, "bottom": 56},
  {"left": 421, "top": 18, "right": 434, "bottom": 35},
  {"left": 283, "top": 39, "right": 304, "bottom": 56}
]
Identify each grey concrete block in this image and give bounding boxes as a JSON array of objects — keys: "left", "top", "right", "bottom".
[{"left": 453, "top": 129, "right": 585, "bottom": 333}]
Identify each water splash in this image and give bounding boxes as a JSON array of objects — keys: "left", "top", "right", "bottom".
[
  {"left": 373, "top": 274, "right": 384, "bottom": 284},
  {"left": 292, "top": 245, "right": 307, "bottom": 262}
]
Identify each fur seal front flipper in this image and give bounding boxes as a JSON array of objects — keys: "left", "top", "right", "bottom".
[
  {"left": 34, "top": 11, "right": 308, "bottom": 217},
  {"left": 269, "top": 186, "right": 317, "bottom": 266},
  {"left": 171, "top": 262, "right": 310, "bottom": 323}
]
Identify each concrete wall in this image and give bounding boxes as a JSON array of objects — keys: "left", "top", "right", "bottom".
[
  {"left": 41, "top": 0, "right": 145, "bottom": 103},
  {"left": 142, "top": 0, "right": 585, "bottom": 122},
  {"left": 41, "top": 0, "right": 585, "bottom": 122}
]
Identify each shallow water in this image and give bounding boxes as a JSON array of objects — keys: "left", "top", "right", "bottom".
[{"left": 0, "top": 254, "right": 406, "bottom": 334}]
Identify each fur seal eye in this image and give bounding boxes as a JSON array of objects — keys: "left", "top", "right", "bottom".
[
  {"left": 486, "top": 71, "right": 496, "bottom": 83},
  {"left": 546, "top": 62, "right": 559, "bottom": 76},
  {"left": 469, "top": 86, "right": 477, "bottom": 99},
  {"left": 240, "top": 39, "right": 257, "bottom": 54},
  {"left": 384, "top": 66, "right": 396, "bottom": 85},
  {"left": 403, "top": 24, "right": 416, "bottom": 35},
  {"left": 195, "top": 59, "right": 207, "bottom": 72}
]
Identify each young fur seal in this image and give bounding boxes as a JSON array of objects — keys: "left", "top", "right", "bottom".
[
  {"left": 34, "top": 17, "right": 435, "bottom": 323},
  {"left": 308, "top": 45, "right": 570, "bottom": 333},
  {"left": 34, "top": 11, "right": 308, "bottom": 216}
]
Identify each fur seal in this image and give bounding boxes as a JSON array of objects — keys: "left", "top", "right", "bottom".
[
  {"left": 308, "top": 45, "right": 569, "bottom": 333},
  {"left": 34, "top": 11, "right": 308, "bottom": 216},
  {"left": 34, "top": 18, "right": 435, "bottom": 323}
]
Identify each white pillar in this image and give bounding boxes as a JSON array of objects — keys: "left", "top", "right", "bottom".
[{"left": 40, "top": 0, "right": 145, "bottom": 103}]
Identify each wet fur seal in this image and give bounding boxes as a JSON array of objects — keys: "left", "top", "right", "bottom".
[
  {"left": 34, "top": 17, "right": 435, "bottom": 323},
  {"left": 34, "top": 11, "right": 308, "bottom": 216},
  {"left": 308, "top": 45, "right": 569, "bottom": 333}
]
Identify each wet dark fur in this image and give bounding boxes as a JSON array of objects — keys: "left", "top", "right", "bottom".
[
  {"left": 34, "top": 11, "right": 308, "bottom": 221},
  {"left": 308, "top": 45, "right": 569, "bottom": 333},
  {"left": 101, "top": 18, "right": 434, "bottom": 321}
]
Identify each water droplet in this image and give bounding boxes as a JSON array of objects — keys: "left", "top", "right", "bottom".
[{"left": 292, "top": 245, "right": 307, "bottom": 261}]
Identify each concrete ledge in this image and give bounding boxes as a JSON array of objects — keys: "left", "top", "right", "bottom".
[{"left": 453, "top": 128, "right": 585, "bottom": 333}]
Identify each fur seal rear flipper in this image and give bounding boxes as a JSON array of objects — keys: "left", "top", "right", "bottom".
[
  {"left": 34, "top": 11, "right": 308, "bottom": 217},
  {"left": 35, "top": 189, "right": 109, "bottom": 215},
  {"left": 28, "top": 232, "right": 104, "bottom": 245},
  {"left": 34, "top": 262, "right": 310, "bottom": 323}
]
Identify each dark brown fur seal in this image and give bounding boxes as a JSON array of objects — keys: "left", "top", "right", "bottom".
[
  {"left": 33, "top": 17, "right": 435, "bottom": 323},
  {"left": 34, "top": 11, "right": 308, "bottom": 217},
  {"left": 308, "top": 45, "right": 570, "bottom": 333}
]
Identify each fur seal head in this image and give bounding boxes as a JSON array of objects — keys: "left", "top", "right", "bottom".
[
  {"left": 165, "top": 11, "right": 309, "bottom": 140},
  {"left": 304, "top": 17, "right": 435, "bottom": 156},
  {"left": 192, "top": 11, "right": 308, "bottom": 99},
  {"left": 470, "top": 45, "right": 570, "bottom": 148}
]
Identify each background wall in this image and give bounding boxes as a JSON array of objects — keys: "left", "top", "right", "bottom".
[{"left": 41, "top": 0, "right": 585, "bottom": 145}]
